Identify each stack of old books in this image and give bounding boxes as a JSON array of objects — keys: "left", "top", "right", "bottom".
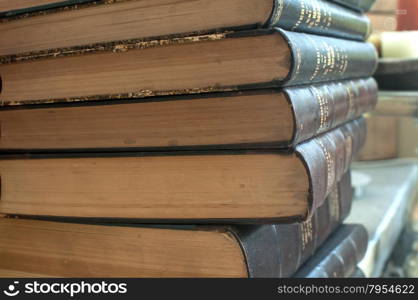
[{"left": 0, "top": 0, "right": 377, "bottom": 277}]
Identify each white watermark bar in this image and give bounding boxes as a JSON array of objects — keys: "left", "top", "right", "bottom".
[{"left": 0, "top": 279, "right": 416, "bottom": 299}]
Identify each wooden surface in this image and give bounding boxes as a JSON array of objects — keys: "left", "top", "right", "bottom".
[
  {"left": 0, "top": 34, "right": 290, "bottom": 105},
  {"left": 0, "top": 153, "right": 309, "bottom": 219},
  {"left": 0, "top": 0, "right": 273, "bottom": 57},
  {"left": 0, "top": 218, "right": 248, "bottom": 277},
  {"left": 0, "top": 92, "right": 294, "bottom": 149}
]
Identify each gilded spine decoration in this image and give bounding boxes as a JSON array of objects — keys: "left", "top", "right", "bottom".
[
  {"left": 296, "top": 118, "right": 366, "bottom": 215},
  {"left": 279, "top": 29, "right": 378, "bottom": 86},
  {"left": 286, "top": 77, "right": 377, "bottom": 145},
  {"left": 270, "top": 0, "right": 370, "bottom": 41}
]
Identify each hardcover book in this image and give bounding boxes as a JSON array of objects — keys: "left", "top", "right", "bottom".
[
  {"left": 0, "top": 78, "right": 377, "bottom": 151},
  {"left": 0, "top": 29, "right": 378, "bottom": 106},
  {"left": 0, "top": 172, "right": 353, "bottom": 277},
  {"left": 0, "top": 119, "right": 365, "bottom": 222}
]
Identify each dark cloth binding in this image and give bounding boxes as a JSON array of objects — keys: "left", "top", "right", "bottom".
[
  {"left": 294, "top": 224, "right": 368, "bottom": 278},
  {"left": 277, "top": 29, "right": 378, "bottom": 87},
  {"left": 296, "top": 117, "right": 366, "bottom": 217},
  {"left": 287, "top": 77, "right": 377, "bottom": 146},
  {"left": 270, "top": 0, "right": 370, "bottom": 41}
]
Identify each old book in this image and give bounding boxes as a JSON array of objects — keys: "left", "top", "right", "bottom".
[
  {"left": 327, "top": 0, "right": 376, "bottom": 12},
  {"left": 0, "top": 118, "right": 365, "bottom": 222},
  {"left": 0, "top": 0, "right": 371, "bottom": 58},
  {"left": 0, "top": 78, "right": 377, "bottom": 151},
  {"left": 294, "top": 224, "right": 368, "bottom": 278},
  {"left": 0, "top": 29, "right": 378, "bottom": 106},
  {"left": 0, "top": 173, "right": 353, "bottom": 278}
]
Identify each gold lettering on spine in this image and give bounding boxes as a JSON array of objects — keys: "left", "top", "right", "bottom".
[
  {"left": 292, "top": 0, "right": 333, "bottom": 31},
  {"left": 345, "top": 82, "right": 355, "bottom": 119},
  {"left": 301, "top": 219, "right": 313, "bottom": 251},
  {"left": 270, "top": 0, "right": 285, "bottom": 25},
  {"left": 344, "top": 136, "right": 353, "bottom": 173},
  {"left": 305, "top": 35, "right": 349, "bottom": 81},
  {"left": 317, "top": 139, "right": 336, "bottom": 195},
  {"left": 293, "top": 45, "right": 303, "bottom": 80},
  {"left": 327, "top": 186, "right": 340, "bottom": 222},
  {"left": 311, "top": 86, "right": 330, "bottom": 133}
]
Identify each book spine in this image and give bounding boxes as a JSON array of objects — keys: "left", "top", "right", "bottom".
[
  {"left": 232, "top": 171, "right": 353, "bottom": 277},
  {"left": 296, "top": 117, "right": 366, "bottom": 216},
  {"left": 294, "top": 224, "right": 369, "bottom": 278},
  {"left": 326, "top": 0, "right": 376, "bottom": 12},
  {"left": 279, "top": 171, "right": 353, "bottom": 277},
  {"left": 278, "top": 29, "right": 378, "bottom": 86},
  {"left": 269, "top": 0, "right": 371, "bottom": 41},
  {"left": 286, "top": 77, "right": 377, "bottom": 145}
]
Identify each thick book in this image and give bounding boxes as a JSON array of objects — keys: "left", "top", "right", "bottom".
[
  {"left": 0, "top": 78, "right": 377, "bottom": 151},
  {"left": 326, "top": 0, "right": 376, "bottom": 12},
  {"left": 294, "top": 224, "right": 368, "bottom": 278},
  {"left": 0, "top": 29, "right": 378, "bottom": 106},
  {"left": 0, "top": 0, "right": 370, "bottom": 58},
  {"left": 0, "top": 118, "right": 365, "bottom": 222},
  {"left": 0, "top": 173, "right": 353, "bottom": 278}
]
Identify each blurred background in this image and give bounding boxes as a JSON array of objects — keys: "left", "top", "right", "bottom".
[{"left": 349, "top": 0, "right": 418, "bottom": 278}]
